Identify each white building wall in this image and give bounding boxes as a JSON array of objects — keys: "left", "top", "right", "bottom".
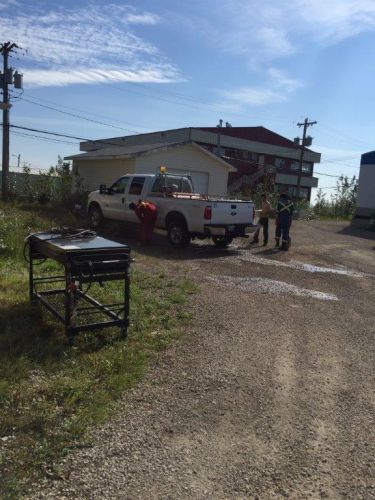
[
  {"left": 357, "top": 163, "right": 375, "bottom": 212},
  {"left": 133, "top": 143, "right": 229, "bottom": 196},
  {"left": 73, "top": 158, "right": 135, "bottom": 192}
]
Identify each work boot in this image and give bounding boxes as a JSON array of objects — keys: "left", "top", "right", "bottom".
[
  {"left": 250, "top": 239, "right": 259, "bottom": 245},
  {"left": 281, "top": 240, "right": 288, "bottom": 251},
  {"left": 275, "top": 238, "right": 280, "bottom": 248}
]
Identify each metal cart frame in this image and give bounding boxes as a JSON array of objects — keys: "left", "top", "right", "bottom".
[{"left": 28, "top": 232, "right": 131, "bottom": 343}]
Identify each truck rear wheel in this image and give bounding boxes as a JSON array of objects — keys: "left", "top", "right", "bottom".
[
  {"left": 167, "top": 218, "right": 191, "bottom": 248},
  {"left": 212, "top": 235, "right": 234, "bottom": 248}
]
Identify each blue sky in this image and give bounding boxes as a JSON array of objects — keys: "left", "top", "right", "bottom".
[{"left": 2, "top": 0, "right": 375, "bottom": 201}]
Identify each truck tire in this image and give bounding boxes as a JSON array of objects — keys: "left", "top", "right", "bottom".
[
  {"left": 88, "top": 203, "right": 103, "bottom": 229},
  {"left": 167, "top": 217, "right": 191, "bottom": 248},
  {"left": 212, "top": 235, "right": 234, "bottom": 248}
]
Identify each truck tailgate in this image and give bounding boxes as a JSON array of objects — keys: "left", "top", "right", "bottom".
[{"left": 210, "top": 201, "right": 253, "bottom": 225}]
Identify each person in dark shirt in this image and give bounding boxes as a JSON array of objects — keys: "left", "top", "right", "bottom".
[{"left": 275, "top": 192, "right": 294, "bottom": 251}]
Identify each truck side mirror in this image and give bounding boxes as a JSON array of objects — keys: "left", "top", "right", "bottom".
[{"left": 99, "top": 184, "right": 107, "bottom": 194}]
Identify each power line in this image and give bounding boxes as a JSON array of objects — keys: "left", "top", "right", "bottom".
[
  {"left": 5, "top": 124, "right": 126, "bottom": 147},
  {"left": 20, "top": 96, "right": 141, "bottom": 134},
  {"left": 11, "top": 130, "right": 79, "bottom": 145},
  {"left": 22, "top": 92, "right": 150, "bottom": 130},
  {"left": 315, "top": 171, "right": 357, "bottom": 178},
  {"left": 317, "top": 123, "right": 373, "bottom": 149},
  {"left": 8, "top": 124, "right": 91, "bottom": 141},
  {"left": 323, "top": 159, "right": 360, "bottom": 169}
]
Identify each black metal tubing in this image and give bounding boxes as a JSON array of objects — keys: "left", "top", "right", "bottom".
[
  {"left": 29, "top": 234, "right": 131, "bottom": 342},
  {"left": 69, "top": 319, "right": 127, "bottom": 333},
  {"left": 76, "top": 290, "right": 122, "bottom": 321},
  {"left": 32, "top": 275, "right": 66, "bottom": 283},
  {"left": 73, "top": 272, "right": 129, "bottom": 284},
  {"left": 35, "top": 292, "right": 65, "bottom": 322}
]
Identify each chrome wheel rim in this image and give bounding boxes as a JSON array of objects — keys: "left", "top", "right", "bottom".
[{"left": 170, "top": 226, "right": 182, "bottom": 244}]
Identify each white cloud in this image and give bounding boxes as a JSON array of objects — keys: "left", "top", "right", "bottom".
[
  {"left": 26, "top": 67, "right": 180, "bottom": 87},
  {"left": 126, "top": 13, "right": 160, "bottom": 25},
  {"left": 267, "top": 68, "right": 303, "bottom": 92},
  {"left": 295, "top": 0, "right": 375, "bottom": 43},
  {"left": 0, "top": 0, "right": 20, "bottom": 10},
  {"left": 1, "top": 4, "right": 180, "bottom": 87},
  {"left": 221, "top": 87, "right": 286, "bottom": 106},
  {"left": 203, "top": 0, "right": 375, "bottom": 62},
  {"left": 219, "top": 68, "right": 303, "bottom": 107}
]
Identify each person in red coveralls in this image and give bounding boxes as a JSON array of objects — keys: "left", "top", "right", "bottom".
[{"left": 134, "top": 199, "right": 158, "bottom": 245}]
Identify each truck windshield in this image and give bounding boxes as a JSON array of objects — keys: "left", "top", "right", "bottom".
[{"left": 151, "top": 174, "right": 192, "bottom": 193}]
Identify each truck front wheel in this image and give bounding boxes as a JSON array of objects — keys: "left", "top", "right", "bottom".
[
  {"left": 167, "top": 219, "right": 191, "bottom": 248},
  {"left": 88, "top": 203, "right": 103, "bottom": 229},
  {"left": 212, "top": 235, "right": 234, "bottom": 247}
]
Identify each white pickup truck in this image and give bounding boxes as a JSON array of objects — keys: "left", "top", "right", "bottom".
[{"left": 87, "top": 173, "right": 256, "bottom": 248}]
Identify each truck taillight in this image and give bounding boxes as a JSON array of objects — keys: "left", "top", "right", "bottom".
[{"left": 204, "top": 206, "right": 212, "bottom": 220}]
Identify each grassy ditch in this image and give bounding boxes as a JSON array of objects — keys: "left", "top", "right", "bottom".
[{"left": 0, "top": 203, "right": 197, "bottom": 498}]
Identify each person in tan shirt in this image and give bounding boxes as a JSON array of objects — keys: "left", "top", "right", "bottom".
[{"left": 251, "top": 193, "right": 271, "bottom": 246}]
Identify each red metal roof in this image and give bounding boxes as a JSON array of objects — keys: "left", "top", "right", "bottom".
[{"left": 197, "top": 126, "right": 299, "bottom": 149}]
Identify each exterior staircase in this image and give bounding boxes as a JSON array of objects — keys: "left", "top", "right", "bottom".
[{"left": 228, "top": 165, "right": 276, "bottom": 193}]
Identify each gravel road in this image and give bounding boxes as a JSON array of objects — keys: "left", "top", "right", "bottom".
[{"left": 31, "top": 220, "right": 375, "bottom": 499}]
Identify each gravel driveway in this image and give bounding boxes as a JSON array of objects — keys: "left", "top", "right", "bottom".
[{"left": 31, "top": 220, "right": 375, "bottom": 499}]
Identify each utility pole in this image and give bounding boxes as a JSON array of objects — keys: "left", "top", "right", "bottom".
[
  {"left": 1, "top": 41, "right": 21, "bottom": 201},
  {"left": 296, "top": 117, "right": 317, "bottom": 199},
  {"left": 216, "top": 118, "right": 223, "bottom": 156},
  {"left": 12, "top": 153, "right": 20, "bottom": 168}
]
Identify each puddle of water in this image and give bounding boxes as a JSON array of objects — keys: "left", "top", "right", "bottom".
[{"left": 208, "top": 275, "right": 339, "bottom": 301}]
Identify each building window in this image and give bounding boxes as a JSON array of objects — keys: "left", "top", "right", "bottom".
[
  {"left": 290, "top": 161, "right": 313, "bottom": 173},
  {"left": 302, "top": 162, "right": 312, "bottom": 173},
  {"left": 287, "top": 186, "right": 309, "bottom": 198},
  {"left": 275, "top": 157, "right": 286, "bottom": 169},
  {"left": 290, "top": 161, "right": 299, "bottom": 171},
  {"left": 247, "top": 151, "right": 258, "bottom": 161}
]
